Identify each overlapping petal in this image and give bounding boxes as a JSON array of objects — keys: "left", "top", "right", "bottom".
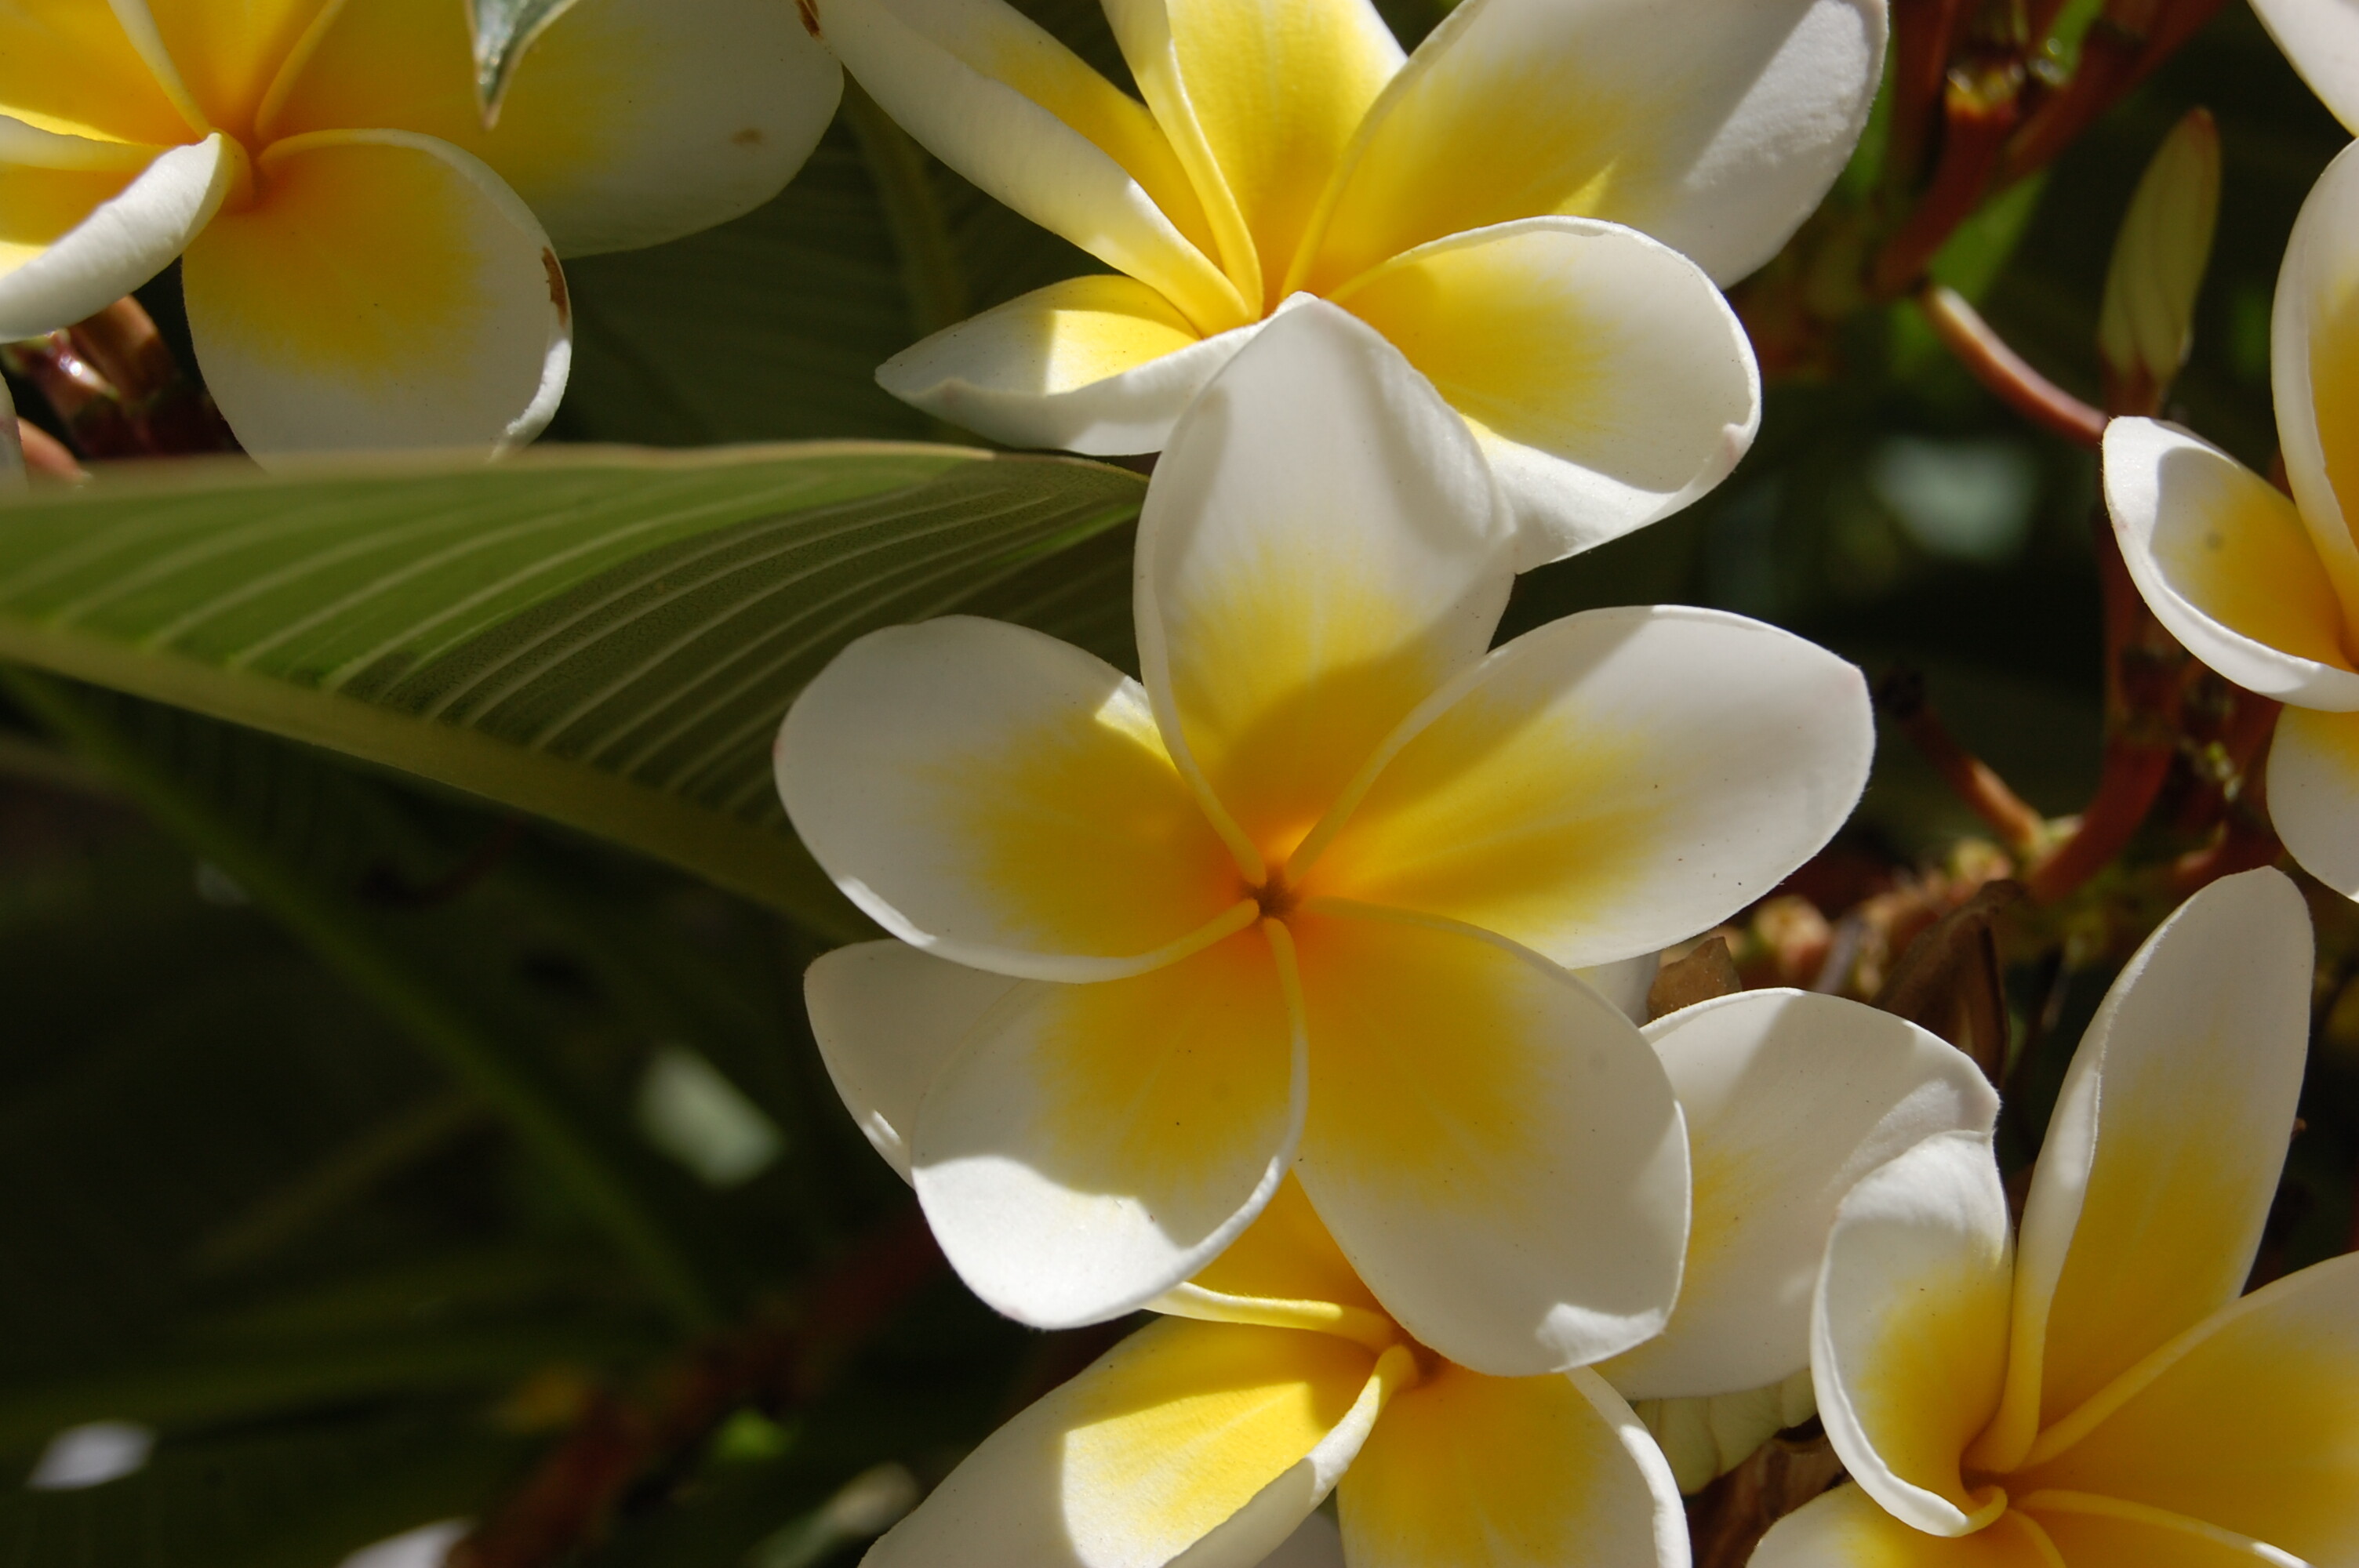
[
  {"left": 1154, "top": 1175, "right": 1394, "bottom": 1345},
  {"left": 2106, "top": 416, "right": 2359, "bottom": 707},
  {"left": 1288, "top": 906, "right": 1688, "bottom": 1377},
  {"left": 809, "top": 0, "right": 1245, "bottom": 333},
  {"left": 911, "top": 925, "right": 1301, "bottom": 1328},
  {"left": 2266, "top": 705, "right": 2359, "bottom": 898},
  {"left": 0, "top": 133, "right": 230, "bottom": 339},
  {"left": 2011, "top": 1254, "right": 2359, "bottom": 1566},
  {"left": 0, "top": 2, "right": 193, "bottom": 143},
  {"left": 267, "top": 0, "right": 841, "bottom": 256},
  {"left": 179, "top": 129, "right": 568, "bottom": 456},
  {"left": 2271, "top": 137, "right": 2359, "bottom": 622},
  {"left": 144, "top": 0, "right": 327, "bottom": 137},
  {"left": 863, "top": 1316, "right": 1395, "bottom": 1568},
  {"left": 1975, "top": 869, "right": 2314, "bottom": 1469},
  {"left": 1136, "top": 303, "right": 1514, "bottom": 871},
  {"left": 1754, "top": 1483, "right": 2063, "bottom": 1568},
  {"left": 776, "top": 616, "right": 1252, "bottom": 982},
  {"left": 1601, "top": 991, "right": 1997, "bottom": 1402},
  {"left": 1339, "top": 1365, "right": 1685, "bottom": 1568},
  {"left": 876, "top": 274, "right": 1258, "bottom": 456},
  {"left": 1329, "top": 217, "right": 1758, "bottom": 568},
  {"left": 1303, "top": 606, "right": 1873, "bottom": 971},
  {"left": 2023, "top": 1495, "right": 2315, "bottom": 1568},
  {"left": 802, "top": 941, "right": 1019, "bottom": 1181},
  {"left": 2252, "top": 0, "right": 2359, "bottom": 133},
  {"left": 1812, "top": 1131, "right": 2013, "bottom": 1537},
  {"left": 1301, "top": 0, "right": 1886, "bottom": 292},
  {"left": 1104, "top": 0, "right": 1402, "bottom": 312}
]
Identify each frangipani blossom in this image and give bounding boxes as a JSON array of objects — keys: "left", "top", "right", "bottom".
[
  {"left": 2107, "top": 125, "right": 2359, "bottom": 895},
  {"left": 812, "top": 0, "right": 1886, "bottom": 566},
  {"left": 778, "top": 303, "right": 1877, "bottom": 1374},
  {"left": 851, "top": 987, "right": 1995, "bottom": 1568},
  {"left": 0, "top": 0, "right": 838, "bottom": 457},
  {"left": 1756, "top": 868, "right": 2359, "bottom": 1568}
]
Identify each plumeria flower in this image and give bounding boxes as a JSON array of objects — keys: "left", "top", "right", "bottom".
[
  {"left": 777, "top": 301, "right": 1877, "bottom": 1374},
  {"left": 2106, "top": 128, "right": 2359, "bottom": 897},
  {"left": 812, "top": 0, "right": 1886, "bottom": 567},
  {"left": 0, "top": 0, "right": 838, "bottom": 457},
  {"left": 1757, "top": 868, "right": 2359, "bottom": 1568},
  {"left": 849, "top": 987, "right": 1996, "bottom": 1568}
]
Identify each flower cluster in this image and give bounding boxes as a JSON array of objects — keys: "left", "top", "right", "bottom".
[{"left": 9, "top": 1, "right": 2357, "bottom": 1566}]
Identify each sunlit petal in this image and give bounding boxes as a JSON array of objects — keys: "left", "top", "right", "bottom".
[
  {"left": 2105, "top": 416, "right": 2359, "bottom": 707},
  {"left": 2251, "top": 0, "right": 2359, "bottom": 133},
  {"left": 1813, "top": 1131, "right": 2013, "bottom": 1537},
  {"left": 877, "top": 274, "right": 1259, "bottom": 456},
  {"left": 2267, "top": 705, "right": 2359, "bottom": 898},
  {"left": 2012, "top": 1254, "right": 2359, "bottom": 1566},
  {"left": 0, "top": 133, "right": 229, "bottom": 339},
  {"left": 1304, "top": 0, "right": 1885, "bottom": 291},
  {"left": 802, "top": 941, "right": 1020, "bottom": 1182},
  {"left": 144, "top": 0, "right": 328, "bottom": 137},
  {"left": 1103, "top": 0, "right": 1402, "bottom": 312},
  {"left": 2272, "top": 137, "right": 2359, "bottom": 625},
  {"left": 267, "top": 0, "right": 840, "bottom": 256},
  {"left": 1136, "top": 301, "right": 1514, "bottom": 873},
  {"left": 1975, "top": 869, "right": 2314, "bottom": 1471},
  {"left": 865, "top": 1316, "right": 1390, "bottom": 1568},
  {"left": 2023, "top": 1495, "right": 2313, "bottom": 1568},
  {"left": 810, "top": 0, "right": 1247, "bottom": 333},
  {"left": 0, "top": 1, "right": 191, "bottom": 143},
  {"left": 1303, "top": 606, "right": 1872, "bottom": 971},
  {"left": 1340, "top": 1366, "right": 1685, "bottom": 1568},
  {"left": 1601, "top": 991, "right": 1997, "bottom": 1402},
  {"left": 1289, "top": 906, "right": 1688, "bottom": 1376},
  {"left": 912, "top": 925, "right": 1301, "bottom": 1329},
  {"left": 1331, "top": 217, "right": 1757, "bottom": 568},
  {"left": 776, "top": 616, "right": 1252, "bottom": 982},
  {"left": 1754, "top": 1485, "right": 2064, "bottom": 1568},
  {"left": 1154, "top": 1175, "right": 1392, "bottom": 1344}
]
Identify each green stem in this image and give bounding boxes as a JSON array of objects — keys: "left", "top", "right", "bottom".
[{"left": 2, "top": 669, "right": 721, "bottom": 1333}]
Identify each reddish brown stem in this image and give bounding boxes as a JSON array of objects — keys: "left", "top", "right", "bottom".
[
  {"left": 2025, "top": 734, "right": 2175, "bottom": 900},
  {"left": 66, "top": 297, "right": 234, "bottom": 454},
  {"left": 2001, "top": 0, "right": 2231, "bottom": 182},
  {"left": 1888, "top": 0, "right": 1969, "bottom": 191},
  {"left": 1917, "top": 284, "right": 2109, "bottom": 446},
  {"left": 1873, "top": 65, "right": 2023, "bottom": 296},
  {"left": 14, "top": 419, "right": 83, "bottom": 479},
  {"left": 1, "top": 335, "right": 141, "bottom": 458},
  {"left": 2170, "top": 815, "right": 2284, "bottom": 894},
  {"left": 1877, "top": 670, "right": 2048, "bottom": 852}
]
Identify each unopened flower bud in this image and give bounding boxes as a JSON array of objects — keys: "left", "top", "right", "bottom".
[{"left": 2099, "top": 107, "right": 2222, "bottom": 414}]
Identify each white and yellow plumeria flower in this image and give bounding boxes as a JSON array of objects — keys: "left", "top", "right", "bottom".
[
  {"left": 777, "top": 301, "right": 1877, "bottom": 1374},
  {"left": 0, "top": 0, "right": 839, "bottom": 457},
  {"left": 1756, "top": 867, "right": 2359, "bottom": 1568},
  {"left": 2106, "top": 128, "right": 2359, "bottom": 898},
  {"left": 853, "top": 988, "right": 1995, "bottom": 1568},
  {"left": 812, "top": 0, "right": 1886, "bottom": 567}
]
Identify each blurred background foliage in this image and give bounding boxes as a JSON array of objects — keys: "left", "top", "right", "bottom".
[{"left": 2, "top": 0, "right": 2355, "bottom": 1563}]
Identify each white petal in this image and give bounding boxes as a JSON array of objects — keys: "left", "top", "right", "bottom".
[
  {"left": 269, "top": 0, "right": 843, "bottom": 256},
  {"left": 1305, "top": 0, "right": 1886, "bottom": 290},
  {"left": 1601, "top": 990, "right": 1997, "bottom": 1401},
  {"left": 812, "top": 0, "right": 1248, "bottom": 334},
  {"left": 1754, "top": 1483, "right": 2061, "bottom": 1568},
  {"left": 1339, "top": 1365, "right": 1685, "bottom": 1568},
  {"left": 179, "top": 129, "right": 569, "bottom": 458},
  {"left": 2268, "top": 706, "right": 2359, "bottom": 898},
  {"left": 0, "top": 133, "right": 229, "bottom": 339},
  {"left": 2252, "top": 0, "right": 2359, "bottom": 133},
  {"left": 776, "top": 616, "right": 1252, "bottom": 983},
  {"left": 1577, "top": 952, "right": 1660, "bottom": 1025},
  {"left": 1976, "top": 868, "right": 2314, "bottom": 1472},
  {"left": 2104, "top": 416, "right": 2359, "bottom": 708},
  {"left": 877, "top": 274, "right": 1260, "bottom": 454},
  {"left": 1304, "top": 605, "right": 1874, "bottom": 971},
  {"left": 1290, "top": 906, "right": 1689, "bottom": 1376},
  {"left": 1330, "top": 218, "right": 1759, "bottom": 569},
  {"left": 1136, "top": 299, "right": 1516, "bottom": 873},
  {"left": 803, "top": 941, "right": 1020, "bottom": 1181},
  {"left": 865, "top": 1317, "right": 1394, "bottom": 1568},
  {"left": 2272, "top": 137, "right": 2359, "bottom": 625},
  {"left": 1249, "top": 1512, "right": 1344, "bottom": 1568},
  {"left": 1812, "top": 1131, "right": 2013, "bottom": 1537},
  {"left": 912, "top": 927, "right": 1303, "bottom": 1329}
]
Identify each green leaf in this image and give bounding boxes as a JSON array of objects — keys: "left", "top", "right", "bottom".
[
  {"left": 468, "top": 0, "right": 581, "bottom": 122},
  {"left": 0, "top": 445, "right": 1145, "bottom": 936}
]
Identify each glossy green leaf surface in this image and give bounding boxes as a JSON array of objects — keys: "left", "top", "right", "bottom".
[{"left": 0, "top": 447, "right": 1144, "bottom": 935}]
